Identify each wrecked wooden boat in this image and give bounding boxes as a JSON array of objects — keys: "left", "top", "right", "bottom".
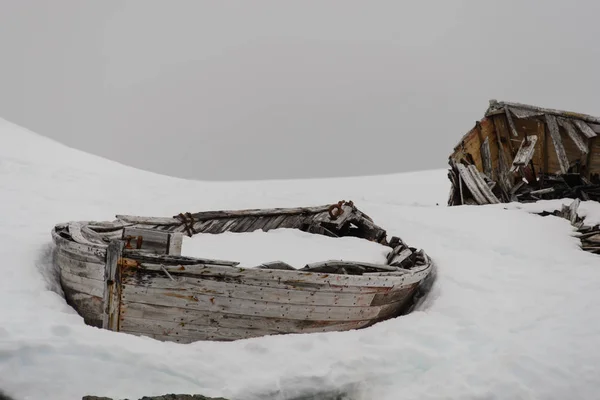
[
  {"left": 51, "top": 201, "right": 433, "bottom": 343},
  {"left": 448, "top": 100, "right": 600, "bottom": 206}
]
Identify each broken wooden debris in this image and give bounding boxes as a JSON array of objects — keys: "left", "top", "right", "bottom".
[
  {"left": 449, "top": 100, "right": 600, "bottom": 206},
  {"left": 535, "top": 199, "right": 600, "bottom": 255}
]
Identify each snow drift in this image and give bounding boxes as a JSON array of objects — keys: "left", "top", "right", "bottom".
[{"left": 1, "top": 116, "right": 600, "bottom": 400}]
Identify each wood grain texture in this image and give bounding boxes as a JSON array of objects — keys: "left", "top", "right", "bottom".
[
  {"left": 511, "top": 135, "right": 538, "bottom": 172},
  {"left": 558, "top": 118, "right": 589, "bottom": 154},
  {"left": 546, "top": 114, "right": 570, "bottom": 174},
  {"left": 573, "top": 119, "right": 598, "bottom": 139},
  {"left": 103, "top": 240, "right": 124, "bottom": 331}
]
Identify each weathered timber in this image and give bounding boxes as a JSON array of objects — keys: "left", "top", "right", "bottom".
[
  {"left": 511, "top": 135, "right": 538, "bottom": 172},
  {"left": 558, "top": 118, "right": 589, "bottom": 154},
  {"left": 122, "top": 227, "right": 183, "bottom": 255},
  {"left": 505, "top": 105, "right": 519, "bottom": 137},
  {"left": 534, "top": 199, "right": 600, "bottom": 256},
  {"left": 51, "top": 201, "right": 433, "bottom": 343},
  {"left": 546, "top": 114, "right": 570, "bottom": 174},
  {"left": 480, "top": 137, "right": 493, "bottom": 177},
  {"left": 102, "top": 240, "right": 124, "bottom": 331},
  {"left": 572, "top": 119, "right": 598, "bottom": 139}
]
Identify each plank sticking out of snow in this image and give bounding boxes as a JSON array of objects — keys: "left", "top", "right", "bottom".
[
  {"left": 558, "top": 118, "right": 589, "bottom": 154},
  {"left": 572, "top": 119, "right": 598, "bottom": 139},
  {"left": 510, "top": 135, "right": 538, "bottom": 172},
  {"left": 545, "top": 114, "right": 570, "bottom": 174}
]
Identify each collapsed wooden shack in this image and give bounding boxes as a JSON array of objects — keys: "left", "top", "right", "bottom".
[{"left": 448, "top": 100, "right": 600, "bottom": 206}]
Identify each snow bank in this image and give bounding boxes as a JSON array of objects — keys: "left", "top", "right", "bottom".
[
  {"left": 2, "top": 116, "right": 600, "bottom": 400},
  {"left": 501, "top": 199, "right": 600, "bottom": 227},
  {"left": 181, "top": 228, "right": 390, "bottom": 268}
]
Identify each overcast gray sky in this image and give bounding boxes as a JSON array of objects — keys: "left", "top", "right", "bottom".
[{"left": 1, "top": 1, "right": 600, "bottom": 180}]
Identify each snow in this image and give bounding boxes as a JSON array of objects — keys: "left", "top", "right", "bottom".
[
  {"left": 2, "top": 116, "right": 600, "bottom": 400},
  {"left": 181, "top": 229, "right": 391, "bottom": 268},
  {"left": 502, "top": 199, "right": 600, "bottom": 227}
]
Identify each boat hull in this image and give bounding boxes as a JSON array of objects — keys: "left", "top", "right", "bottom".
[{"left": 50, "top": 202, "right": 433, "bottom": 342}]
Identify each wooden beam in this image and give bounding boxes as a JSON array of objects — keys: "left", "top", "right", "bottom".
[
  {"left": 504, "top": 105, "right": 519, "bottom": 137},
  {"left": 573, "top": 119, "right": 598, "bottom": 139},
  {"left": 545, "top": 114, "right": 570, "bottom": 174},
  {"left": 102, "top": 239, "right": 124, "bottom": 331},
  {"left": 480, "top": 136, "right": 492, "bottom": 178},
  {"left": 456, "top": 163, "right": 488, "bottom": 205},
  {"left": 510, "top": 135, "right": 538, "bottom": 172},
  {"left": 558, "top": 118, "right": 589, "bottom": 154}
]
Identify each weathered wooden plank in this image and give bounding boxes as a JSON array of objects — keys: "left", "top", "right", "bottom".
[
  {"left": 103, "top": 240, "right": 124, "bottom": 331},
  {"left": 122, "top": 264, "right": 405, "bottom": 294},
  {"left": 115, "top": 215, "right": 180, "bottom": 226},
  {"left": 455, "top": 163, "right": 488, "bottom": 205},
  {"left": 369, "top": 283, "right": 417, "bottom": 307},
  {"left": 480, "top": 137, "right": 493, "bottom": 178},
  {"left": 120, "top": 315, "right": 370, "bottom": 342},
  {"left": 120, "top": 284, "right": 408, "bottom": 321},
  {"left": 303, "top": 260, "right": 400, "bottom": 273},
  {"left": 558, "top": 118, "right": 589, "bottom": 154},
  {"left": 68, "top": 222, "right": 105, "bottom": 246},
  {"left": 490, "top": 101, "right": 600, "bottom": 125},
  {"left": 388, "top": 248, "right": 413, "bottom": 267},
  {"left": 467, "top": 165, "right": 500, "bottom": 204},
  {"left": 510, "top": 135, "right": 538, "bottom": 172},
  {"left": 529, "top": 188, "right": 555, "bottom": 196},
  {"left": 491, "top": 117, "right": 514, "bottom": 194},
  {"left": 504, "top": 105, "right": 519, "bottom": 137},
  {"left": 121, "top": 316, "right": 278, "bottom": 341},
  {"left": 58, "top": 256, "right": 104, "bottom": 281},
  {"left": 573, "top": 119, "right": 598, "bottom": 139},
  {"left": 348, "top": 213, "right": 387, "bottom": 242},
  {"left": 121, "top": 227, "right": 182, "bottom": 255},
  {"left": 121, "top": 302, "right": 371, "bottom": 334},
  {"left": 262, "top": 214, "right": 288, "bottom": 231},
  {"left": 568, "top": 198, "right": 581, "bottom": 225},
  {"left": 60, "top": 270, "right": 104, "bottom": 297},
  {"left": 187, "top": 204, "right": 335, "bottom": 221},
  {"left": 539, "top": 119, "right": 548, "bottom": 174},
  {"left": 168, "top": 232, "right": 183, "bottom": 256},
  {"left": 51, "top": 232, "right": 107, "bottom": 260},
  {"left": 121, "top": 273, "right": 378, "bottom": 307},
  {"left": 508, "top": 107, "right": 544, "bottom": 119},
  {"left": 122, "top": 249, "right": 240, "bottom": 267},
  {"left": 546, "top": 114, "right": 570, "bottom": 174},
  {"left": 55, "top": 251, "right": 105, "bottom": 280},
  {"left": 124, "top": 259, "right": 430, "bottom": 289}
]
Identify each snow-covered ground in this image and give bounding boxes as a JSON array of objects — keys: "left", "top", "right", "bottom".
[
  {"left": 181, "top": 229, "right": 391, "bottom": 268},
  {"left": 1, "top": 116, "right": 600, "bottom": 400}
]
